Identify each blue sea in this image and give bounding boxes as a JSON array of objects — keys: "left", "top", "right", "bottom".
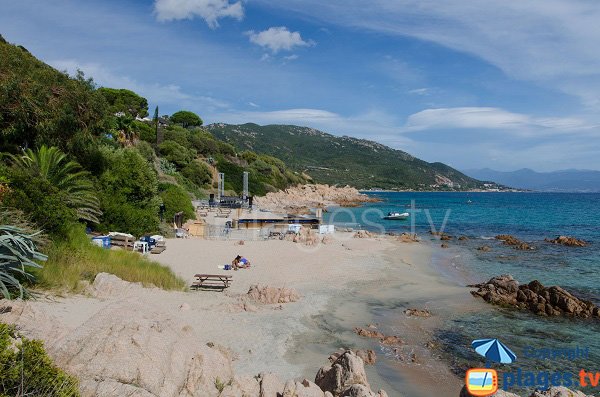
[{"left": 324, "top": 192, "right": 600, "bottom": 394}]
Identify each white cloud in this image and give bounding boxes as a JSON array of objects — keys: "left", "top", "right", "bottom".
[
  {"left": 154, "top": 0, "right": 243, "bottom": 28},
  {"left": 246, "top": 27, "right": 315, "bottom": 53},
  {"left": 283, "top": 54, "right": 299, "bottom": 61},
  {"left": 408, "top": 88, "right": 430, "bottom": 96},
  {"left": 49, "top": 59, "right": 230, "bottom": 111},
  {"left": 254, "top": 0, "right": 600, "bottom": 108},
  {"left": 403, "top": 107, "right": 594, "bottom": 136}
]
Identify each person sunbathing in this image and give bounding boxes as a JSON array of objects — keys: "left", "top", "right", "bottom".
[{"left": 232, "top": 255, "right": 251, "bottom": 270}]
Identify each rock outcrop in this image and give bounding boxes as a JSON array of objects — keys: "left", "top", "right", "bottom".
[
  {"left": 353, "top": 327, "right": 403, "bottom": 346},
  {"left": 1, "top": 274, "right": 390, "bottom": 397},
  {"left": 353, "top": 230, "right": 373, "bottom": 239},
  {"left": 247, "top": 284, "right": 301, "bottom": 304},
  {"left": 545, "top": 236, "right": 588, "bottom": 247},
  {"left": 495, "top": 235, "right": 534, "bottom": 250},
  {"left": 315, "top": 351, "right": 387, "bottom": 397},
  {"left": 255, "top": 184, "right": 377, "bottom": 214},
  {"left": 397, "top": 233, "right": 419, "bottom": 243},
  {"left": 403, "top": 308, "right": 431, "bottom": 317},
  {"left": 469, "top": 275, "right": 600, "bottom": 318}
]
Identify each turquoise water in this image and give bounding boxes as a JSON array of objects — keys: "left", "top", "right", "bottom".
[{"left": 325, "top": 192, "right": 600, "bottom": 394}]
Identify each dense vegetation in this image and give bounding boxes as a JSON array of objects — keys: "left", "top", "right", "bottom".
[
  {"left": 207, "top": 123, "right": 488, "bottom": 190},
  {"left": 0, "top": 322, "right": 80, "bottom": 396},
  {"left": 0, "top": 37, "right": 305, "bottom": 298}
]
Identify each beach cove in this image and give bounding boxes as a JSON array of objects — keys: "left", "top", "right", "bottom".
[{"left": 0, "top": 229, "right": 484, "bottom": 396}]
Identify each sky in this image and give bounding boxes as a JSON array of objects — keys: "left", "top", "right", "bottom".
[{"left": 1, "top": 0, "right": 600, "bottom": 172}]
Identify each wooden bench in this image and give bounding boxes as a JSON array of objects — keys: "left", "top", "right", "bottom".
[{"left": 191, "top": 274, "right": 232, "bottom": 291}]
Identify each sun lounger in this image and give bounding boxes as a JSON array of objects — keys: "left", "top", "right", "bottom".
[{"left": 191, "top": 274, "right": 232, "bottom": 291}]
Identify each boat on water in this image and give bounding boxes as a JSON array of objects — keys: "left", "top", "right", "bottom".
[{"left": 383, "top": 211, "right": 410, "bottom": 220}]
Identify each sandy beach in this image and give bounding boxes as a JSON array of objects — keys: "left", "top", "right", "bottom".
[{"left": 0, "top": 232, "right": 486, "bottom": 396}]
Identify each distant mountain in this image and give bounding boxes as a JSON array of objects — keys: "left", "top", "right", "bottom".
[
  {"left": 206, "top": 123, "right": 495, "bottom": 191},
  {"left": 463, "top": 168, "right": 600, "bottom": 192}
]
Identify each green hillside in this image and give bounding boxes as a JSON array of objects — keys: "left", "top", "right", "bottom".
[
  {"left": 207, "top": 123, "right": 487, "bottom": 190},
  {"left": 0, "top": 36, "right": 304, "bottom": 239}
]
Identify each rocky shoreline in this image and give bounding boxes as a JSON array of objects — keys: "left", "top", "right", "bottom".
[
  {"left": 469, "top": 274, "right": 600, "bottom": 318},
  {"left": 254, "top": 184, "right": 378, "bottom": 214}
]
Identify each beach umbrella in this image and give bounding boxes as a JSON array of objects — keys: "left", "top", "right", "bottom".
[{"left": 472, "top": 338, "right": 517, "bottom": 364}]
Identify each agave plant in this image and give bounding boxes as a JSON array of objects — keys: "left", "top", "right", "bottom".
[
  {"left": 0, "top": 225, "right": 47, "bottom": 299},
  {"left": 10, "top": 145, "right": 102, "bottom": 223}
]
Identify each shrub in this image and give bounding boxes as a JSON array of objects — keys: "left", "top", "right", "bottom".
[
  {"left": 159, "top": 183, "right": 195, "bottom": 223},
  {"left": 182, "top": 160, "right": 212, "bottom": 188},
  {"left": 135, "top": 140, "right": 157, "bottom": 164},
  {"left": 3, "top": 171, "right": 78, "bottom": 238},
  {"left": 9, "top": 146, "right": 101, "bottom": 224},
  {"left": 164, "top": 125, "right": 190, "bottom": 147},
  {"left": 158, "top": 141, "right": 194, "bottom": 169},
  {"left": 97, "top": 147, "right": 159, "bottom": 235},
  {"left": 133, "top": 120, "right": 156, "bottom": 143},
  {"left": 188, "top": 130, "right": 219, "bottom": 155},
  {"left": 0, "top": 322, "right": 80, "bottom": 396}
]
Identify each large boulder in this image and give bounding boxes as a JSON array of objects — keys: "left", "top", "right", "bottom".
[
  {"left": 315, "top": 351, "right": 379, "bottom": 397},
  {"left": 258, "top": 372, "right": 285, "bottom": 397},
  {"left": 469, "top": 275, "right": 600, "bottom": 318},
  {"left": 282, "top": 379, "right": 325, "bottom": 397},
  {"left": 55, "top": 301, "right": 234, "bottom": 397},
  {"left": 247, "top": 284, "right": 301, "bottom": 304}
]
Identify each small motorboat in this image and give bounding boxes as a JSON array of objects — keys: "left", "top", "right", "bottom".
[{"left": 383, "top": 211, "right": 410, "bottom": 220}]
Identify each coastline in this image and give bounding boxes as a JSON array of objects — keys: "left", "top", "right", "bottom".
[{"left": 0, "top": 229, "right": 491, "bottom": 396}]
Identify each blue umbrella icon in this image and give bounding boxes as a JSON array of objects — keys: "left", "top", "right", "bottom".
[{"left": 472, "top": 338, "right": 517, "bottom": 365}]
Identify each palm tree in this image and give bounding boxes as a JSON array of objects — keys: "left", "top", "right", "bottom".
[{"left": 10, "top": 146, "right": 102, "bottom": 223}]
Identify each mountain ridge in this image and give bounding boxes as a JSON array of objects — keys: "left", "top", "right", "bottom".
[
  {"left": 463, "top": 168, "right": 600, "bottom": 192},
  {"left": 206, "top": 123, "right": 501, "bottom": 191}
]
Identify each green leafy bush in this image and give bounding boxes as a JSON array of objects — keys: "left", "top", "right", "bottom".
[
  {"left": 98, "top": 87, "right": 148, "bottom": 118},
  {"left": 3, "top": 171, "right": 78, "bottom": 238},
  {"left": 132, "top": 120, "right": 156, "bottom": 143},
  {"left": 159, "top": 183, "right": 195, "bottom": 223},
  {"left": 0, "top": 322, "right": 80, "bottom": 397},
  {"left": 158, "top": 140, "right": 194, "bottom": 169},
  {"left": 9, "top": 146, "right": 101, "bottom": 224},
  {"left": 0, "top": 40, "right": 109, "bottom": 154},
  {"left": 182, "top": 160, "right": 212, "bottom": 188},
  {"left": 135, "top": 141, "right": 157, "bottom": 164},
  {"left": 163, "top": 125, "right": 190, "bottom": 147},
  {"left": 97, "top": 147, "right": 159, "bottom": 235},
  {"left": 188, "top": 130, "right": 219, "bottom": 155}
]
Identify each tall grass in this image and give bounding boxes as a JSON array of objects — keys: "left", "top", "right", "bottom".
[{"left": 32, "top": 226, "right": 185, "bottom": 293}]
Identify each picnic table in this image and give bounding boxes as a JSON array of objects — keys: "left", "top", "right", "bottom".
[{"left": 191, "top": 274, "right": 232, "bottom": 291}]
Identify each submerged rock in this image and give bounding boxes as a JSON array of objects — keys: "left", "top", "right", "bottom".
[
  {"left": 545, "top": 235, "right": 588, "bottom": 247},
  {"left": 403, "top": 308, "right": 431, "bottom": 317},
  {"left": 469, "top": 274, "right": 600, "bottom": 318},
  {"left": 353, "top": 327, "right": 403, "bottom": 345},
  {"left": 495, "top": 235, "right": 534, "bottom": 250}
]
